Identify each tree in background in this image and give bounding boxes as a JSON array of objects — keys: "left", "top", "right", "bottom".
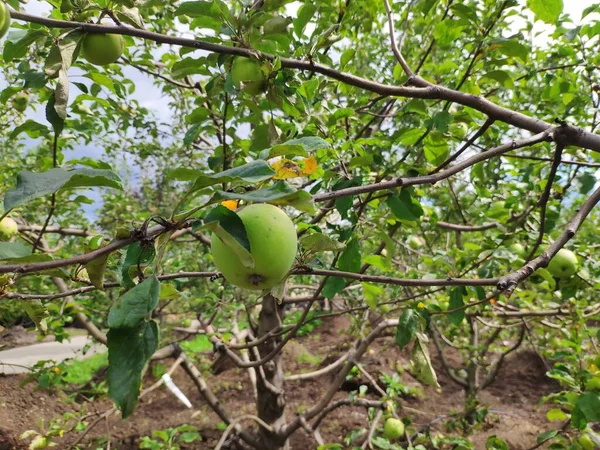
[{"left": 1, "top": 0, "right": 600, "bottom": 448}]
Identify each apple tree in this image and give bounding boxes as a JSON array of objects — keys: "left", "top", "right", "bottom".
[{"left": 1, "top": 0, "right": 600, "bottom": 448}]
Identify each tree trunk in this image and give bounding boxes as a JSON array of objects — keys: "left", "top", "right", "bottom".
[
  {"left": 254, "top": 294, "right": 288, "bottom": 450},
  {"left": 464, "top": 317, "right": 479, "bottom": 426}
]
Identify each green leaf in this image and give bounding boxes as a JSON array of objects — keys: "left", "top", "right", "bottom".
[
  {"left": 175, "top": 1, "right": 221, "bottom": 18},
  {"left": 362, "top": 282, "right": 384, "bottom": 309},
  {"left": 259, "top": 136, "right": 330, "bottom": 159},
  {"left": 361, "top": 255, "right": 392, "bottom": 272},
  {"left": 46, "top": 31, "right": 84, "bottom": 119},
  {"left": 210, "top": 180, "right": 315, "bottom": 214},
  {"left": 321, "top": 276, "right": 345, "bottom": 299},
  {"left": 338, "top": 238, "right": 360, "bottom": 273},
  {"left": 448, "top": 287, "right": 466, "bottom": 325},
  {"left": 486, "top": 436, "right": 509, "bottom": 450},
  {"left": 108, "top": 320, "right": 159, "bottom": 418},
  {"left": 120, "top": 242, "right": 156, "bottom": 289},
  {"left": 395, "top": 309, "right": 419, "bottom": 350},
  {"left": 9, "top": 120, "right": 48, "bottom": 140},
  {"left": 423, "top": 132, "right": 450, "bottom": 165},
  {"left": 22, "top": 301, "right": 50, "bottom": 334},
  {"left": 527, "top": 0, "right": 563, "bottom": 24},
  {"left": 332, "top": 178, "right": 361, "bottom": 219},
  {"left": 183, "top": 123, "right": 202, "bottom": 147},
  {"left": 159, "top": 283, "right": 181, "bottom": 301},
  {"left": 577, "top": 392, "right": 600, "bottom": 422},
  {"left": 492, "top": 39, "right": 529, "bottom": 63},
  {"left": 189, "top": 160, "right": 275, "bottom": 195},
  {"left": 3, "top": 30, "right": 46, "bottom": 63},
  {"left": 85, "top": 252, "right": 110, "bottom": 289},
  {"left": 0, "top": 242, "right": 31, "bottom": 260},
  {"left": 116, "top": 7, "right": 144, "bottom": 29},
  {"left": 194, "top": 205, "right": 254, "bottom": 269},
  {"left": 411, "top": 332, "right": 440, "bottom": 388},
  {"left": 294, "top": 3, "right": 317, "bottom": 37},
  {"left": 546, "top": 408, "right": 568, "bottom": 421},
  {"left": 172, "top": 57, "right": 212, "bottom": 79},
  {"left": 300, "top": 232, "right": 345, "bottom": 257},
  {"left": 46, "top": 94, "right": 65, "bottom": 136},
  {"left": 387, "top": 189, "right": 423, "bottom": 223},
  {"left": 4, "top": 168, "right": 123, "bottom": 211},
  {"left": 536, "top": 429, "right": 558, "bottom": 444},
  {"left": 108, "top": 276, "right": 160, "bottom": 329},
  {"left": 432, "top": 111, "right": 452, "bottom": 132}
]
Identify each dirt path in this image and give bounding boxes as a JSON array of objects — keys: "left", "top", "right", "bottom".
[{"left": 0, "top": 335, "right": 100, "bottom": 374}]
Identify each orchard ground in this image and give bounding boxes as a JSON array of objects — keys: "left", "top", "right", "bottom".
[{"left": 0, "top": 315, "right": 558, "bottom": 449}]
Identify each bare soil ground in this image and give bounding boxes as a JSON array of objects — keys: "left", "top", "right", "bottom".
[{"left": 0, "top": 316, "right": 559, "bottom": 449}]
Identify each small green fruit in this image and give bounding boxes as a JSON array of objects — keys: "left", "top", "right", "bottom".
[
  {"left": 12, "top": 92, "right": 28, "bottom": 112},
  {"left": 0, "top": 2, "right": 10, "bottom": 39},
  {"left": 383, "top": 418, "right": 405, "bottom": 441},
  {"left": 211, "top": 203, "right": 297, "bottom": 290},
  {"left": 547, "top": 249, "right": 578, "bottom": 279},
  {"left": 510, "top": 243, "right": 526, "bottom": 258},
  {"left": 449, "top": 122, "right": 469, "bottom": 140},
  {"left": 578, "top": 434, "right": 594, "bottom": 450},
  {"left": 82, "top": 33, "right": 125, "bottom": 66},
  {"left": 0, "top": 217, "right": 18, "bottom": 240},
  {"left": 231, "top": 57, "right": 266, "bottom": 95}
]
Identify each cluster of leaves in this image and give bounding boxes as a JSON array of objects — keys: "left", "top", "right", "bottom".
[{"left": 1, "top": 0, "right": 600, "bottom": 447}]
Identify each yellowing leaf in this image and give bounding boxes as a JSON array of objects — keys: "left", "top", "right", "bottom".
[
  {"left": 301, "top": 155, "right": 318, "bottom": 175},
  {"left": 271, "top": 158, "right": 303, "bottom": 179},
  {"left": 220, "top": 200, "right": 239, "bottom": 211}
]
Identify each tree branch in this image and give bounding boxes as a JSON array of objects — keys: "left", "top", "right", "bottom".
[
  {"left": 497, "top": 182, "right": 600, "bottom": 296},
  {"left": 312, "top": 129, "right": 555, "bottom": 202}
]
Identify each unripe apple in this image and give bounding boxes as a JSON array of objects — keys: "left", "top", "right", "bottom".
[
  {"left": 82, "top": 33, "right": 125, "bottom": 66},
  {"left": 547, "top": 249, "right": 578, "bottom": 279},
  {"left": 0, "top": 2, "right": 10, "bottom": 39},
  {"left": 12, "top": 92, "right": 28, "bottom": 112},
  {"left": 231, "top": 57, "right": 266, "bottom": 95},
  {"left": 211, "top": 203, "right": 297, "bottom": 290},
  {"left": 383, "top": 418, "right": 405, "bottom": 441},
  {"left": 449, "top": 122, "right": 469, "bottom": 140},
  {"left": 0, "top": 217, "right": 18, "bottom": 240},
  {"left": 578, "top": 434, "right": 594, "bottom": 450},
  {"left": 509, "top": 243, "right": 526, "bottom": 258}
]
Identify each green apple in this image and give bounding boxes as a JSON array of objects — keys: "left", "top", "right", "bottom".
[
  {"left": 449, "top": 122, "right": 469, "bottom": 140},
  {"left": 547, "top": 249, "right": 578, "bottom": 279},
  {"left": 231, "top": 57, "right": 266, "bottom": 95},
  {"left": 0, "top": 217, "right": 18, "bottom": 240},
  {"left": 383, "top": 418, "right": 405, "bottom": 441},
  {"left": 510, "top": 243, "right": 526, "bottom": 258},
  {"left": 0, "top": 1, "right": 10, "bottom": 39},
  {"left": 12, "top": 92, "right": 28, "bottom": 113},
  {"left": 82, "top": 33, "right": 125, "bottom": 66},
  {"left": 211, "top": 203, "right": 297, "bottom": 290},
  {"left": 578, "top": 434, "right": 594, "bottom": 450}
]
